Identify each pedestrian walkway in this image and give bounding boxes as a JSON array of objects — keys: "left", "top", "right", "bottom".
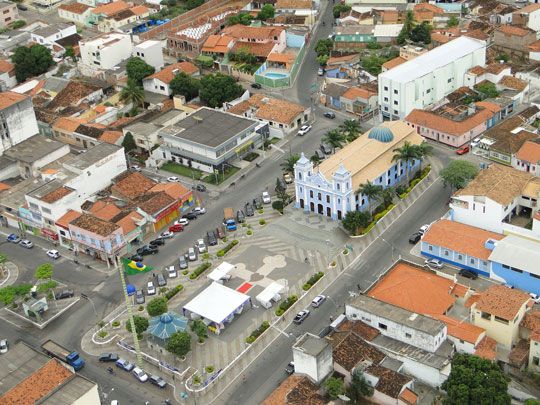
[{"left": 0, "top": 262, "right": 18, "bottom": 287}]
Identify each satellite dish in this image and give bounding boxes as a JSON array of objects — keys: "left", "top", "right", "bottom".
[{"left": 338, "top": 394, "right": 351, "bottom": 401}]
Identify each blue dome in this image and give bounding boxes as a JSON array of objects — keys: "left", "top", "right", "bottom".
[
  {"left": 160, "top": 313, "right": 173, "bottom": 324},
  {"left": 368, "top": 126, "right": 394, "bottom": 143}
]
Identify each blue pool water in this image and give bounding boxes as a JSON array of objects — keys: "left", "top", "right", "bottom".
[{"left": 263, "top": 72, "right": 288, "bottom": 79}]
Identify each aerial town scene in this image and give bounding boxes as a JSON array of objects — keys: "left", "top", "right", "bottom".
[{"left": 2, "top": 0, "right": 540, "bottom": 403}]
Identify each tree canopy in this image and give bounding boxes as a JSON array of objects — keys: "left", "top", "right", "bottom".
[
  {"left": 410, "top": 22, "right": 432, "bottom": 44},
  {"left": 169, "top": 72, "right": 201, "bottom": 100},
  {"left": 280, "top": 154, "right": 300, "bottom": 173},
  {"left": 35, "top": 264, "right": 53, "bottom": 280},
  {"left": 126, "top": 57, "right": 155, "bottom": 85},
  {"left": 333, "top": 4, "right": 351, "bottom": 18},
  {"left": 477, "top": 82, "right": 499, "bottom": 99},
  {"left": 257, "top": 4, "right": 274, "bottom": 21},
  {"left": 146, "top": 297, "right": 168, "bottom": 317},
  {"left": 342, "top": 210, "right": 371, "bottom": 234},
  {"left": 227, "top": 12, "right": 254, "bottom": 26},
  {"left": 323, "top": 377, "right": 346, "bottom": 399},
  {"left": 200, "top": 73, "right": 243, "bottom": 108},
  {"left": 13, "top": 44, "right": 54, "bottom": 83},
  {"left": 447, "top": 16, "right": 459, "bottom": 27},
  {"left": 126, "top": 315, "right": 149, "bottom": 337},
  {"left": 120, "top": 79, "right": 145, "bottom": 108},
  {"left": 440, "top": 160, "right": 479, "bottom": 190},
  {"left": 190, "top": 318, "right": 208, "bottom": 338},
  {"left": 166, "top": 330, "right": 191, "bottom": 357},
  {"left": 362, "top": 54, "right": 387, "bottom": 76},
  {"left": 322, "top": 129, "right": 345, "bottom": 152},
  {"left": 441, "top": 353, "right": 510, "bottom": 405},
  {"left": 315, "top": 39, "right": 334, "bottom": 57},
  {"left": 122, "top": 132, "right": 136, "bottom": 153}
]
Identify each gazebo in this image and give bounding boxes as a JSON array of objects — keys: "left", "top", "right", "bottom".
[{"left": 147, "top": 312, "right": 189, "bottom": 346}]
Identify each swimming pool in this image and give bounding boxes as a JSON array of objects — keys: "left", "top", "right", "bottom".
[{"left": 263, "top": 72, "right": 289, "bottom": 79}]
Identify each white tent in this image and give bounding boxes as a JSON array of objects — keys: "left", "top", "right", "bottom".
[
  {"left": 256, "top": 282, "right": 285, "bottom": 309},
  {"left": 182, "top": 282, "right": 251, "bottom": 333},
  {"left": 207, "top": 262, "right": 236, "bottom": 283}
]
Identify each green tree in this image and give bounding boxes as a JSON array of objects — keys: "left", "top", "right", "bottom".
[
  {"left": 38, "top": 280, "right": 57, "bottom": 294},
  {"left": 440, "top": 160, "right": 479, "bottom": 190},
  {"left": 348, "top": 369, "right": 374, "bottom": 403},
  {"left": 122, "top": 132, "right": 136, "bottom": 153},
  {"left": 0, "top": 286, "right": 15, "bottom": 305},
  {"left": 126, "top": 57, "right": 155, "bottom": 85},
  {"left": 169, "top": 72, "right": 201, "bottom": 100},
  {"left": 227, "top": 12, "right": 254, "bottom": 26},
  {"left": 322, "top": 129, "right": 345, "bottom": 153},
  {"left": 317, "top": 54, "right": 329, "bottom": 66},
  {"left": 310, "top": 153, "right": 321, "bottom": 166},
  {"left": 497, "top": 53, "right": 509, "bottom": 63},
  {"left": 339, "top": 119, "right": 361, "bottom": 142},
  {"left": 323, "top": 377, "right": 346, "bottom": 399},
  {"left": 257, "top": 4, "right": 274, "bottom": 21},
  {"left": 315, "top": 39, "right": 333, "bottom": 57},
  {"left": 416, "top": 141, "right": 433, "bottom": 171},
  {"left": 447, "top": 16, "right": 459, "bottom": 27},
  {"left": 12, "top": 20, "right": 26, "bottom": 29},
  {"left": 477, "top": 82, "right": 499, "bottom": 99},
  {"left": 275, "top": 177, "right": 289, "bottom": 205},
  {"left": 190, "top": 318, "right": 208, "bottom": 338},
  {"left": 356, "top": 181, "right": 383, "bottom": 216},
  {"left": 146, "top": 297, "right": 168, "bottom": 317},
  {"left": 120, "top": 79, "right": 145, "bottom": 108},
  {"left": 380, "top": 187, "right": 395, "bottom": 207},
  {"left": 65, "top": 46, "right": 75, "bottom": 60},
  {"left": 280, "top": 154, "right": 300, "bottom": 173},
  {"left": 13, "top": 44, "right": 54, "bottom": 83},
  {"left": 13, "top": 284, "right": 32, "bottom": 296},
  {"left": 35, "top": 263, "right": 53, "bottom": 280},
  {"left": 200, "top": 73, "right": 243, "bottom": 108},
  {"left": 333, "top": 4, "right": 351, "bottom": 18},
  {"left": 126, "top": 315, "right": 149, "bottom": 337},
  {"left": 392, "top": 141, "right": 420, "bottom": 184},
  {"left": 410, "top": 22, "right": 431, "bottom": 44},
  {"left": 441, "top": 353, "right": 510, "bottom": 405},
  {"left": 342, "top": 210, "right": 371, "bottom": 234},
  {"left": 166, "top": 330, "right": 191, "bottom": 357},
  {"left": 185, "top": 0, "right": 203, "bottom": 10},
  {"left": 396, "top": 28, "right": 409, "bottom": 45},
  {"left": 362, "top": 54, "right": 386, "bottom": 75},
  {"left": 403, "top": 10, "right": 416, "bottom": 34},
  {"left": 525, "top": 399, "right": 540, "bottom": 405}
]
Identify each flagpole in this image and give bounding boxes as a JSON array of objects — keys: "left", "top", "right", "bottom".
[{"left": 117, "top": 256, "right": 144, "bottom": 369}]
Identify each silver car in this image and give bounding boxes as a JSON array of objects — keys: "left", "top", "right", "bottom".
[
  {"left": 178, "top": 256, "right": 188, "bottom": 269},
  {"left": 188, "top": 247, "right": 197, "bottom": 261},
  {"left": 135, "top": 290, "right": 145, "bottom": 304}
]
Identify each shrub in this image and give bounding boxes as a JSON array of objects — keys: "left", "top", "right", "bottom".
[
  {"left": 216, "top": 240, "right": 239, "bottom": 258},
  {"left": 411, "top": 178, "right": 420, "bottom": 187},
  {"left": 373, "top": 211, "right": 385, "bottom": 222},
  {"left": 216, "top": 251, "right": 224, "bottom": 258},
  {"left": 272, "top": 200, "right": 284, "bottom": 212},
  {"left": 399, "top": 192, "right": 407, "bottom": 199},
  {"left": 276, "top": 308, "right": 284, "bottom": 316},
  {"left": 223, "top": 237, "right": 228, "bottom": 242},
  {"left": 247, "top": 230, "right": 252, "bottom": 235},
  {"left": 246, "top": 320, "right": 271, "bottom": 343},
  {"left": 112, "top": 321, "right": 120, "bottom": 327},
  {"left": 242, "top": 223, "right": 247, "bottom": 228},
  {"left": 193, "top": 376, "right": 201, "bottom": 384},
  {"left": 165, "top": 285, "right": 183, "bottom": 300},
  {"left": 198, "top": 337, "right": 206, "bottom": 343},
  {"left": 259, "top": 219, "right": 266, "bottom": 225},
  {"left": 206, "top": 366, "right": 215, "bottom": 373},
  {"left": 202, "top": 253, "right": 210, "bottom": 260},
  {"left": 190, "top": 262, "right": 211, "bottom": 279},
  {"left": 396, "top": 185, "right": 406, "bottom": 195},
  {"left": 331, "top": 261, "right": 336, "bottom": 266},
  {"left": 138, "top": 305, "right": 144, "bottom": 311},
  {"left": 98, "top": 321, "right": 105, "bottom": 328},
  {"left": 343, "top": 249, "right": 348, "bottom": 255},
  {"left": 302, "top": 283, "right": 311, "bottom": 291},
  {"left": 232, "top": 240, "right": 239, "bottom": 245},
  {"left": 361, "top": 222, "right": 376, "bottom": 235},
  {"left": 98, "top": 331, "right": 108, "bottom": 338},
  {"left": 182, "top": 270, "right": 189, "bottom": 275},
  {"left": 258, "top": 209, "right": 263, "bottom": 214},
  {"left": 275, "top": 295, "right": 298, "bottom": 316}
]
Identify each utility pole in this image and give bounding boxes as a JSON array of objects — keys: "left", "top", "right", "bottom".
[{"left": 80, "top": 293, "right": 97, "bottom": 317}]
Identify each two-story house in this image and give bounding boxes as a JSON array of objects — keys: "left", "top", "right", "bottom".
[
  {"left": 514, "top": 140, "right": 540, "bottom": 177},
  {"left": 493, "top": 25, "right": 537, "bottom": 58},
  {"left": 512, "top": 3, "right": 540, "bottom": 33},
  {"left": 0, "top": 91, "right": 39, "bottom": 156},
  {"left": 58, "top": 3, "right": 93, "bottom": 26},
  {"left": 0, "top": 1, "right": 18, "bottom": 27},
  {"left": 79, "top": 32, "right": 133, "bottom": 73},
  {"left": 132, "top": 40, "right": 164, "bottom": 70},
  {"left": 142, "top": 62, "right": 199, "bottom": 96},
  {"left": 30, "top": 23, "right": 77, "bottom": 46},
  {"left": 222, "top": 24, "right": 287, "bottom": 62}
]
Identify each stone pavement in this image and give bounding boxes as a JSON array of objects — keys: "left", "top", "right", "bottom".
[{"left": 0, "top": 262, "right": 19, "bottom": 287}]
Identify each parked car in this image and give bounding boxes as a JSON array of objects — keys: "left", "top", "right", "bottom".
[
  {"left": 99, "top": 353, "right": 119, "bottom": 362},
  {"left": 262, "top": 191, "right": 271, "bottom": 204},
  {"left": 167, "top": 176, "right": 179, "bottom": 182},
  {"left": 323, "top": 112, "right": 335, "bottom": 119},
  {"left": 7, "top": 234, "right": 20, "bottom": 243},
  {"left": 157, "top": 273, "right": 167, "bottom": 287},
  {"left": 159, "top": 231, "right": 174, "bottom": 239},
  {"left": 137, "top": 245, "right": 158, "bottom": 256},
  {"left": 0, "top": 339, "right": 8, "bottom": 354},
  {"left": 237, "top": 210, "right": 245, "bottom": 223},
  {"left": 129, "top": 254, "right": 143, "bottom": 262},
  {"left": 56, "top": 290, "right": 74, "bottom": 299},
  {"left": 408, "top": 232, "right": 422, "bottom": 244},
  {"left": 147, "top": 281, "right": 156, "bottom": 295},
  {"left": 116, "top": 358, "right": 135, "bottom": 371},
  {"left": 19, "top": 240, "right": 34, "bottom": 249},
  {"left": 297, "top": 125, "right": 312, "bottom": 136},
  {"left": 285, "top": 362, "right": 295, "bottom": 375},
  {"left": 135, "top": 289, "right": 145, "bottom": 304},
  {"left": 251, "top": 82, "right": 262, "bottom": 89},
  {"left": 149, "top": 375, "right": 167, "bottom": 388},
  {"left": 456, "top": 145, "right": 470, "bottom": 155},
  {"left": 253, "top": 197, "right": 263, "bottom": 209},
  {"left": 185, "top": 212, "right": 198, "bottom": 220},
  {"left": 216, "top": 227, "right": 226, "bottom": 239},
  {"left": 293, "top": 310, "right": 310, "bottom": 324},
  {"left": 315, "top": 149, "right": 325, "bottom": 161},
  {"left": 17, "top": 4, "right": 28, "bottom": 10},
  {"left": 245, "top": 203, "right": 254, "bottom": 216},
  {"left": 130, "top": 165, "right": 141, "bottom": 172},
  {"left": 188, "top": 247, "right": 197, "bottom": 261},
  {"left": 207, "top": 230, "right": 217, "bottom": 246},
  {"left": 193, "top": 207, "right": 206, "bottom": 215},
  {"left": 317, "top": 68, "right": 324, "bottom": 76},
  {"left": 169, "top": 224, "right": 184, "bottom": 232},
  {"left": 132, "top": 367, "right": 148, "bottom": 382},
  {"left": 149, "top": 238, "right": 165, "bottom": 247},
  {"left": 175, "top": 218, "right": 189, "bottom": 226},
  {"left": 418, "top": 224, "right": 430, "bottom": 235},
  {"left": 424, "top": 258, "right": 444, "bottom": 269},
  {"left": 196, "top": 184, "right": 207, "bottom": 192},
  {"left": 459, "top": 269, "right": 478, "bottom": 280},
  {"left": 530, "top": 293, "right": 540, "bottom": 304},
  {"left": 195, "top": 239, "right": 206, "bottom": 254},
  {"left": 178, "top": 256, "right": 188, "bottom": 269},
  {"left": 311, "top": 295, "right": 326, "bottom": 308},
  {"left": 275, "top": 178, "right": 286, "bottom": 191},
  {"left": 470, "top": 137, "right": 481, "bottom": 148},
  {"left": 167, "top": 266, "right": 177, "bottom": 278},
  {"left": 46, "top": 249, "right": 60, "bottom": 259},
  {"left": 320, "top": 143, "right": 331, "bottom": 155},
  {"left": 283, "top": 173, "right": 293, "bottom": 184}
]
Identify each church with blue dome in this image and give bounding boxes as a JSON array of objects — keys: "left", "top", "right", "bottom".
[{"left": 294, "top": 121, "right": 424, "bottom": 220}]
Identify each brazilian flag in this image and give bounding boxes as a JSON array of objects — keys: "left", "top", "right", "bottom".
[{"left": 122, "top": 257, "right": 153, "bottom": 275}]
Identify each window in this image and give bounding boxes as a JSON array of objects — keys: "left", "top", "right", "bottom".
[
  {"left": 447, "top": 78, "right": 452, "bottom": 83},
  {"left": 494, "top": 316, "right": 509, "bottom": 325},
  {"left": 502, "top": 264, "right": 509, "bottom": 269},
  {"left": 29, "top": 202, "right": 39, "bottom": 210},
  {"left": 384, "top": 97, "right": 388, "bottom": 102},
  {"left": 481, "top": 311, "right": 491, "bottom": 320},
  {"left": 318, "top": 192, "right": 321, "bottom": 201},
  {"left": 444, "top": 250, "right": 449, "bottom": 256},
  {"left": 426, "top": 89, "right": 431, "bottom": 94},
  {"left": 405, "top": 332, "right": 411, "bottom": 338},
  {"left": 326, "top": 195, "right": 330, "bottom": 203},
  {"left": 394, "top": 89, "right": 398, "bottom": 94},
  {"left": 428, "top": 245, "right": 433, "bottom": 251},
  {"left": 533, "top": 356, "right": 540, "bottom": 366},
  {"left": 299, "top": 187, "right": 303, "bottom": 193},
  {"left": 458, "top": 254, "right": 462, "bottom": 260},
  {"left": 510, "top": 267, "right": 523, "bottom": 274},
  {"left": 393, "top": 100, "right": 398, "bottom": 105},
  {"left": 384, "top": 86, "right": 388, "bottom": 91},
  {"left": 337, "top": 183, "right": 340, "bottom": 190},
  {"left": 309, "top": 190, "right": 313, "bottom": 198},
  {"left": 299, "top": 173, "right": 302, "bottom": 180},
  {"left": 378, "top": 322, "right": 387, "bottom": 330},
  {"left": 470, "top": 258, "right": 475, "bottom": 264},
  {"left": 531, "top": 273, "right": 540, "bottom": 280},
  {"left": 384, "top": 106, "right": 388, "bottom": 111},
  {"left": 42, "top": 207, "right": 51, "bottom": 215},
  {"left": 394, "top": 110, "right": 398, "bottom": 115}
]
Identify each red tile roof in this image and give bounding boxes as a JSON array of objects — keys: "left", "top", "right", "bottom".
[
  {"left": 232, "top": 41, "right": 276, "bottom": 58},
  {"left": 327, "top": 53, "right": 360, "bottom": 65},
  {"left": 337, "top": 319, "right": 379, "bottom": 341},
  {"left": 497, "top": 25, "right": 533, "bottom": 36},
  {"left": 99, "top": 130, "right": 123, "bottom": 144},
  {"left": 59, "top": 2, "right": 91, "bottom": 14},
  {"left": 382, "top": 56, "right": 407, "bottom": 71},
  {"left": 261, "top": 375, "right": 303, "bottom": 405},
  {"left": 474, "top": 335, "right": 497, "bottom": 360},
  {"left": 342, "top": 87, "right": 376, "bottom": 101},
  {"left": 145, "top": 62, "right": 199, "bottom": 84},
  {"left": 475, "top": 285, "right": 531, "bottom": 321},
  {"left": 0, "top": 91, "right": 28, "bottom": 110},
  {"left": 499, "top": 75, "right": 528, "bottom": 91},
  {"left": 115, "top": 210, "right": 143, "bottom": 234},
  {"left": 508, "top": 339, "right": 529, "bottom": 367},
  {"left": 91, "top": 0, "right": 129, "bottom": 16},
  {"left": 70, "top": 213, "right": 120, "bottom": 236},
  {"left": 135, "top": 191, "right": 174, "bottom": 216},
  {"left": 366, "top": 364, "right": 411, "bottom": 399},
  {"left": 201, "top": 35, "right": 234, "bottom": 53},
  {"left": 466, "top": 293, "right": 483, "bottom": 308},
  {"left": 520, "top": 309, "right": 540, "bottom": 331},
  {"left": 55, "top": 209, "right": 82, "bottom": 229},
  {"left": 430, "top": 314, "right": 485, "bottom": 344},
  {"left": 400, "top": 388, "right": 418, "bottom": 404},
  {"left": 149, "top": 182, "right": 191, "bottom": 201},
  {"left": 93, "top": 203, "right": 122, "bottom": 221},
  {"left": 333, "top": 332, "right": 385, "bottom": 371},
  {"left": 0, "top": 60, "right": 14, "bottom": 73},
  {"left": 112, "top": 172, "right": 157, "bottom": 200},
  {"left": 53, "top": 117, "right": 84, "bottom": 132},
  {"left": 40, "top": 186, "right": 74, "bottom": 204},
  {"left": 516, "top": 140, "right": 540, "bottom": 163},
  {"left": 222, "top": 24, "right": 285, "bottom": 40}
]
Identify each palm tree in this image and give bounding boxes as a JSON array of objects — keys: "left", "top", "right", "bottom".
[
  {"left": 120, "top": 79, "right": 145, "bottom": 108},
  {"left": 380, "top": 187, "right": 395, "bottom": 207},
  {"left": 416, "top": 141, "right": 433, "bottom": 171},
  {"left": 280, "top": 154, "right": 300, "bottom": 173},
  {"left": 392, "top": 141, "right": 420, "bottom": 185},
  {"left": 322, "top": 129, "right": 345, "bottom": 153},
  {"left": 403, "top": 10, "right": 416, "bottom": 34},
  {"left": 339, "top": 119, "right": 361, "bottom": 142},
  {"left": 356, "top": 181, "right": 383, "bottom": 217},
  {"left": 310, "top": 153, "right": 321, "bottom": 166}
]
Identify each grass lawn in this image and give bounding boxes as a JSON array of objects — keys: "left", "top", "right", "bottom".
[
  {"left": 202, "top": 166, "right": 240, "bottom": 185},
  {"left": 270, "top": 137, "right": 280, "bottom": 144},
  {"left": 161, "top": 162, "right": 204, "bottom": 180}
]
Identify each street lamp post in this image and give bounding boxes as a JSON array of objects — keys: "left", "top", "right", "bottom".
[
  {"left": 80, "top": 293, "right": 97, "bottom": 317},
  {"left": 381, "top": 238, "right": 395, "bottom": 263}
]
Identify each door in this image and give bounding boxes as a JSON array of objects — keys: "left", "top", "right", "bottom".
[
  {"left": 326, "top": 207, "right": 331, "bottom": 217},
  {"left": 310, "top": 202, "right": 314, "bottom": 212},
  {"left": 317, "top": 204, "right": 323, "bottom": 214},
  {"left": 300, "top": 199, "right": 304, "bottom": 208}
]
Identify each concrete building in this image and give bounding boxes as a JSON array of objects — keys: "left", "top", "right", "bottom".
[
  {"left": 79, "top": 32, "right": 132, "bottom": 71},
  {"left": 58, "top": 3, "right": 93, "bottom": 26},
  {"left": 514, "top": 140, "right": 540, "bottom": 177},
  {"left": 0, "top": 91, "right": 39, "bottom": 156},
  {"left": 294, "top": 121, "right": 423, "bottom": 220},
  {"left": 133, "top": 40, "right": 164, "bottom": 70},
  {"left": 379, "top": 36, "right": 486, "bottom": 120},
  {"left": 292, "top": 333, "right": 333, "bottom": 384},
  {"left": 0, "top": 1, "right": 19, "bottom": 28},
  {"left": 30, "top": 23, "right": 77, "bottom": 45},
  {"left": 0, "top": 60, "right": 16, "bottom": 89},
  {"left": 142, "top": 62, "right": 199, "bottom": 96},
  {"left": 493, "top": 25, "right": 536, "bottom": 58},
  {"left": 513, "top": 4, "right": 540, "bottom": 33}
]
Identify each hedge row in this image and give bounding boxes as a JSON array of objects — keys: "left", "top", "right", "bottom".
[
  {"left": 246, "top": 321, "right": 270, "bottom": 344},
  {"left": 275, "top": 295, "right": 298, "bottom": 316},
  {"left": 189, "top": 262, "right": 211, "bottom": 279},
  {"left": 361, "top": 203, "right": 396, "bottom": 235},
  {"left": 216, "top": 240, "right": 239, "bottom": 257},
  {"left": 165, "top": 284, "right": 183, "bottom": 300},
  {"left": 399, "top": 165, "right": 431, "bottom": 200},
  {"left": 302, "top": 272, "right": 324, "bottom": 291}
]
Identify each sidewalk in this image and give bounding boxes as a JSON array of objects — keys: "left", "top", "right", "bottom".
[{"left": 0, "top": 262, "right": 19, "bottom": 288}]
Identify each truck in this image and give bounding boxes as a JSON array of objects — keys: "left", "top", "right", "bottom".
[
  {"left": 223, "top": 207, "right": 236, "bottom": 231},
  {"left": 41, "top": 340, "right": 85, "bottom": 371}
]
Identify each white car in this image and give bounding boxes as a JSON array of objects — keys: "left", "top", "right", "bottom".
[
  {"left": 317, "top": 68, "right": 324, "bottom": 76},
  {"left": 159, "top": 231, "right": 174, "bottom": 239},
  {"left": 188, "top": 247, "right": 197, "bottom": 261},
  {"left": 147, "top": 281, "right": 156, "bottom": 295},
  {"left": 262, "top": 191, "right": 271, "bottom": 204},
  {"left": 175, "top": 218, "right": 189, "bottom": 226},
  {"left": 132, "top": 366, "right": 148, "bottom": 382},
  {"left": 424, "top": 258, "right": 444, "bottom": 269},
  {"left": 470, "top": 137, "right": 481, "bottom": 148},
  {"left": 311, "top": 295, "right": 326, "bottom": 308},
  {"left": 418, "top": 224, "right": 430, "bottom": 235},
  {"left": 46, "top": 250, "right": 60, "bottom": 259},
  {"left": 167, "top": 266, "right": 177, "bottom": 278},
  {"left": 195, "top": 239, "right": 206, "bottom": 254},
  {"left": 297, "top": 125, "right": 312, "bottom": 136},
  {"left": 0, "top": 339, "right": 7, "bottom": 354},
  {"left": 530, "top": 293, "right": 540, "bottom": 304},
  {"left": 167, "top": 176, "right": 179, "bottom": 182},
  {"left": 193, "top": 207, "right": 206, "bottom": 215},
  {"left": 19, "top": 240, "right": 34, "bottom": 249},
  {"left": 130, "top": 165, "right": 141, "bottom": 172}
]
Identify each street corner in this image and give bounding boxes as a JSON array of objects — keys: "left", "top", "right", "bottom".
[{"left": 0, "top": 262, "right": 19, "bottom": 288}]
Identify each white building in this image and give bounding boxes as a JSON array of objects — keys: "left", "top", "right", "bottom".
[
  {"left": 58, "top": 3, "right": 93, "bottom": 26},
  {"left": 133, "top": 40, "right": 164, "bottom": 70},
  {"left": 379, "top": 36, "right": 486, "bottom": 120},
  {"left": 79, "top": 33, "right": 132, "bottom": 71},
  {"left": 30, "top": 23, "right": 77, "bottom": 45},
  {"left": 292, "top": 333, "right": 333, "bottom": 384},
  {"left": 142, "top": 62, "right": 199, "bottom": 96},
  {"left": 0, "top": 91, "right": 39, "bottom": 156}
]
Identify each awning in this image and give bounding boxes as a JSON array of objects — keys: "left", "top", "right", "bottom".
[{"left": 235, "top": 141, "right": 253, "bottom": 153}]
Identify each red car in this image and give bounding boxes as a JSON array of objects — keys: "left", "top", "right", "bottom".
[
  {"left": 456, "top": 145, "right": 470, "bottom": 155},
  {"left": 169, "top": 224, "right": 184, "bottom": 232},
  {"left": 216, "top": 227, "right": 225, "bottom": 239}
]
